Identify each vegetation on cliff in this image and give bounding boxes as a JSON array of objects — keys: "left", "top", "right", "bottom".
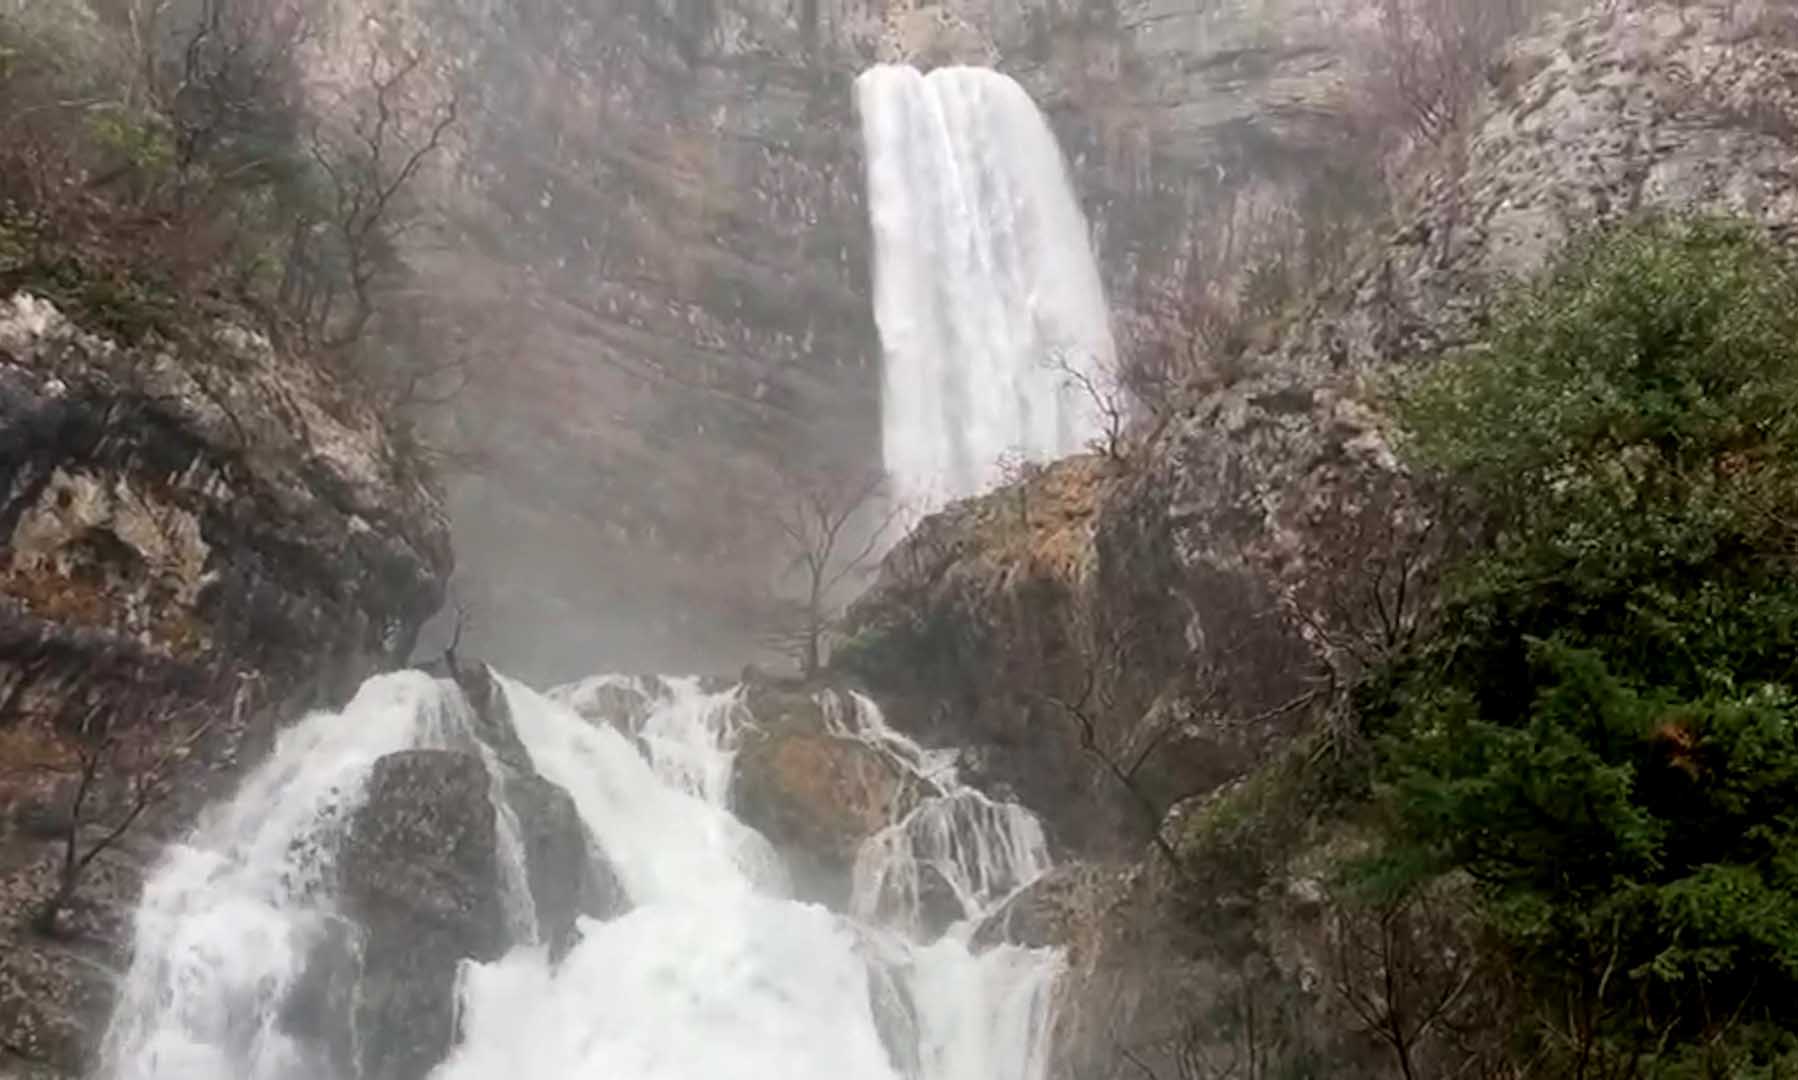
[
  {"left": 1342, "top": 217, "right": 1798, "bottom": 1078},
  {"left": 0, "top": 0, "right": 459, "bottom": 403}
]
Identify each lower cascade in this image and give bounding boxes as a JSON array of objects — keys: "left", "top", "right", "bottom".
[{"left": 98, "top": 670, "right": 1064, "bottom": 1080}]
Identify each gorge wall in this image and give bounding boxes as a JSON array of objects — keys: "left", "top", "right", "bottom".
[{"left": 404, "top": 0, "right": 1472, "bottom": 678}]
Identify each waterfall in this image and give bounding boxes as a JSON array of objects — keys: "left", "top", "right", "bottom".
[
  {"left": 857, "top": 64, "right": 1117, "bottom": 512},
  {"left": 99, "top": 673, "right": 1063, "bottom": 1080}
]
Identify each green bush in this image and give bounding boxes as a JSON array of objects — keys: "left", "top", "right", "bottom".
[
  {"left": 87, "top": 106, "right": 176, "bottom": 177},
  {"left": 1362, "top": 217, "right": 1798, "bottom": 1075}
]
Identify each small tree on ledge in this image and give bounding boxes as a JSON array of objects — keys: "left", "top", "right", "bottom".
[
  {"left": 763, "top": 466, "right": 902, "bottom": 678},
  {"left": 28, "top": 697, "right": 217, "bottom": 938}
]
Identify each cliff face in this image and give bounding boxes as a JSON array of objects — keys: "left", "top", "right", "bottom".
[
  {"left": 404, "top": 0, "right": 1460, "bottom": 677},
  {"left": 843, "top": 1, "right": 1798, "bottom": 1074},
  {"left": 0, "top": 289, "right": 451, "bottom": 1077}
]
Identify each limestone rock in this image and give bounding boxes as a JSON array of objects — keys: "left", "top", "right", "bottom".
[
  {"left": 0, "top": 940, "right": 111, "bottom": 1078},
  {"left": 974, "top": 863, "right": 1120, "bottom": 958},
  {"left": 731, "top": 688, "right": 917, "bottom": 905}
]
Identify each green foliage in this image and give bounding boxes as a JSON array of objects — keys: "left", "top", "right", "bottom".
[
  {"left": 87, "top": 107, "right": 176, "bottom": 177},
  {"left": 1363, "top": 217, "right": 1798, "bottom": 1074}
]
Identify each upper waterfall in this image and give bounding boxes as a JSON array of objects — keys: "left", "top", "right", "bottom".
[{"left": 856, "top": 65, "right": 1117, "bottom": 512}]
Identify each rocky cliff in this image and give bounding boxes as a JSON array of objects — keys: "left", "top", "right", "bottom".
[
  {"left": 0, "top": 282, "right": 453, "bottom": 1077},
  {"left": 404, "top": 0, "right": 1538, "bottom": 677},
  {"left": 841, "top": 1, "right": 1798, "bottom": 1074}
]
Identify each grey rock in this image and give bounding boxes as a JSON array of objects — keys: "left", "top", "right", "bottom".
[
  {"left": 505, "top": 773, "right": 626, "bottom": 960},
  {"left": 341, "top": 751, "right": 506, "bottom": 1080}
]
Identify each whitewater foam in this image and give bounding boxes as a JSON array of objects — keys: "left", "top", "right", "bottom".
[{"left": 100, "top": 672, "right": 1063, "bottom": 1080}]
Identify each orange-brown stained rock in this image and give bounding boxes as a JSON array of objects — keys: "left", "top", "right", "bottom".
[{"left": 731, "top": 694, "right": 922, "bottom": 905}]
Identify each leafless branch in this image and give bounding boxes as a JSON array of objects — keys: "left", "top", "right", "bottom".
[{"left": 763, "top": 466, "right": 900, "bottom": 677}]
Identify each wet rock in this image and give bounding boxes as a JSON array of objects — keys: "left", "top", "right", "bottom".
[
  {"left": 449, "top": 660, "right": 532, "bottom": 773},
  {"left": 974, "top": 864, "right": 1120, "bottom": 958},
  {"left": 0, "top": 939, "right": 112, "bottom": 1077},
  {"left": 341, "top": 750, "right": 506, "bottom": 1080},
  {"left": 554, "top": 676, "right": 661, "bottom": 733},
  {"left": 731, "top": 691, "right": 916, "bottom": 906},
  {"left": 866, "top": 959, "right": 922, "bottom": 1079},
  {"left": 505, "top": 774, "right": 626, "bottom": 959},
  {"left": 909, "top": 863, "right": 964, "bottom": 942},
  {"left": 277, "top": 915, "right": 363, "bottom": 1080}
]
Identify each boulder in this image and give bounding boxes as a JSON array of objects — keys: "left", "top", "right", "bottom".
[
  {"left": 504, "top": 774, "right": 626, "bottom": 959},
  {"left": 731, "top": 690, "right": 917, "bottom": 906},
  {"left": 341, "top": 750, "right": 506, "bottom": 1080}
]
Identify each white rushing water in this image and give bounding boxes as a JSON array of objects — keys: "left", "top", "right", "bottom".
[
  {"left": 857, "top": 64, "right": 1117, "bottom": 512},
  {"left": 101, "top": 673, "right": 1063, "bottom": 1080}
]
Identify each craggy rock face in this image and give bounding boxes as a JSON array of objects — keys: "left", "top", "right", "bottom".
[
  {"left": 0, "top": 293, "right": 451, "bottom": 707},
  {"left": 839, "top": 453, "right": 1311, "bottom": 860},
  {"left": 0, "top": 292, "right": 451, "bottom": 1078}
]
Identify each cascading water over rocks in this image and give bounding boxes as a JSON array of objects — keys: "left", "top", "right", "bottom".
[{"left": 98, "top": 672, "right": 1063, "bottom": 1080}]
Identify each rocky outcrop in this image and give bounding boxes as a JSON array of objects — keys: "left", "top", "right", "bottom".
[
  {"left": 731, "top": 685, "right": 917, "bottom": 905},
  {"left": 840, "top": 453, "right": 1298, "bottom": 859},
  {"left": 507, "top": 773, "right": 627, "bottom": 959},
  {"left": 0, "top": 293, "right": 450, "bottom": 698},
  {"left": 341, "top": 751, "right": 506, "bottom": 1080},
  {"left": 0, "top": 288, "right": 452, "bottom": 1077},
  {"left": 336, "top": 745, "right": 620, "bottom": 1080}
]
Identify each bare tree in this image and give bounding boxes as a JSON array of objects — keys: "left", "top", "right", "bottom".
[
  {"left": 1363, "top": 0, "right": 1531, "bottom": 147},
  {"left": 764, "top": 466, "right": 904, "bottom": 678},
  {"left": 1048, "top": 350, "right": 1135, "bottom": 463},
  {"left": 1330, "top": 877, "right": 1481, "bottom": 1080},
  {"left": 1032, "top": 613, "right": 1209, "bottom": 875},
  {"left": 154, "top": 0, "right": 315, "bottom": 188},
  {"left": 289, "top": 45, "right": 458, "bottom": 351},
  {"left": 32, "top": 700, "right": 216, "bottom": 936},
  {"left": 1112, "top": 969, "right": 1292, "bottom": 1080},
  {"left": 1291, "top": 480, "right": 1463, "bottom": 699}
]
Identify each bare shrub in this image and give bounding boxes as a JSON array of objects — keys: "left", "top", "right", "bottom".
[
  {"left": 292, "top": 45, "right": 458, "bottom": 351},
  {"left": 1329, "top": 876, "right": 1485, "bottom": 1080},
  {"left": 1363, "top": 0, "right": 1532, "bottom": 148},
  {"left": 25, "top": 698, "right": 216, "bottom": 936}
]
